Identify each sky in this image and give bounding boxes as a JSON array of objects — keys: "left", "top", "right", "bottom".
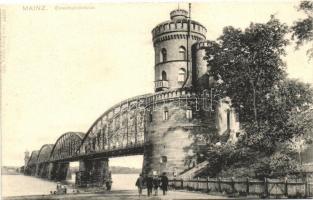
[{"left": 1, "top": 1, "right": 312, "bottom": 168}]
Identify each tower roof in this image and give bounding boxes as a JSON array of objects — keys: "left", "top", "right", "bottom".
[{"left": 170, "top": 9, "right": 188, "bottom": 20}]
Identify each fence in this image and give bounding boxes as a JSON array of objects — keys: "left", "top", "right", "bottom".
[{"left": 169, "top": 177, "right": 313, "bottom": 198}]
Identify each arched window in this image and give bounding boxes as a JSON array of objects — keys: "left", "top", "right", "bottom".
[
  {"left": 178, "top": 68, "right": 186, "bottom": 82},
  {"left": 179, "top": 46, "right": 186, "bottom": 60},
  {"left": 163, "top": 107, "right": 169, "bottom": 121},
  {"left": 161, "top": 71, "right": 167, "bottom": 81},
  {"left": 160, "top": 48, "right": 167, "bottom": 62}
]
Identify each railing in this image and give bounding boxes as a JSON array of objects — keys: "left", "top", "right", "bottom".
[
  {"left": 169, "top": 177, "right": 313, "bottom": 198},
  {"left": 154, "top": 80, "right": 169, "bottom": 90}
]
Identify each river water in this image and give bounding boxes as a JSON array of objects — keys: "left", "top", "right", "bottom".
[{"left": 2, "top": 174, "right": 139, "bottom": 197}]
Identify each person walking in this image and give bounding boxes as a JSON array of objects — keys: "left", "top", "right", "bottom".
[
  {"left": 153, "top": 175, "right": 160, "bottom": 196},
  {"left": 160, "top": 172, "right": 169, "bottom": 195},
  {"left": 135, "top": 174, "right": 144, "bottom": 196},
  {"left": 146, "top": 175, "right": 153, "bottom": 197}
]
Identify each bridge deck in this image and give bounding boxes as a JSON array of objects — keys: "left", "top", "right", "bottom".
[{"left": 49, "top": 142, "right": 146, "bottom": 163}]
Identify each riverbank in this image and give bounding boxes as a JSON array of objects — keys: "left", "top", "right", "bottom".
[
  {"left": 2, "top": 174, "right": 139, "bottom": 197},
  {"left": 4, "top": 190, "right": 228, "bottom": 200}
]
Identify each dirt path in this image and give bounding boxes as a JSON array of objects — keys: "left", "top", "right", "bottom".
[{"left": 4, "top": 190, "right": 229, "bottom": 200}]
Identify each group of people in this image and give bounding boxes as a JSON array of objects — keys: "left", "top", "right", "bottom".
[{"left": 135, "top": 172, "right": 169, "bottom": 197}]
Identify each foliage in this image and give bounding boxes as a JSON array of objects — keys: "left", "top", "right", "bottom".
[
  {"left": 192, "top": 15, "right": 313, "bottom": 179},
  {"left": 291, "top": 1, "right": 313, "bottom": 59},
  {"left": 205, "top": 16, "right": 289, "bottom": 125}
]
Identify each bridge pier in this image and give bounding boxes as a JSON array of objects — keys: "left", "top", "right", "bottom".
[
  {"left": 56, "top": 162, "right": 69, "bottom": 181},
  {"left": 47, "top": 162, "right": 69, "bottom": 181},
  {"left": 27, "top": 164, "right": 37, "bottom": 176},
  {"left": 36, "top": 163, "right": 46, "bottom": 178},
  {"left": 76, "top": 158, "right": 109, "bottom": 187},
  {"left": 47, "top": 163, "right": 55, "bottom": 180}
]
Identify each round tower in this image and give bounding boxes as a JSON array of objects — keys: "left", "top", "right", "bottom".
[
  {"left": 24, "top": 150, "right": 30, "bottom": 167},
  {"left": 152, "top": 8, "right": 207, "bottom": 92},
  {"left": 192, "top": 41, "right": 216, "bottom": 91}
]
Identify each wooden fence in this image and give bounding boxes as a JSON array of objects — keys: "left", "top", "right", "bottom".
[{"left": 169, "top": 177, "right": 313, "bottom": 198}]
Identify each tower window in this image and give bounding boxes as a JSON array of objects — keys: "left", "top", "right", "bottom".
[
  {"left": 160, "top": 156, "right": 167, "bottom": 163},
  {"left": 227, "top": 109, "right": 231, "bottom": 130},
  {"left": 186, "top": 108, "right": 192, "bottom": 119},
  {"left": 163, "top": 107, "right": 169, "bottom": 120},
  {"left": 179, "top": 46, "right": 186, "bottom": 60},
  {"left": 160, "top": 48, "right": 167, "bottom": 62},
  {"left": 178, "top": 68, "right": 186, "bottom": 82},
  {"left": 161, "top": 71, "right": 167, "bottom": 81},
  {"left": 149, "top": 112, "right": 153, "bottom": 122}
]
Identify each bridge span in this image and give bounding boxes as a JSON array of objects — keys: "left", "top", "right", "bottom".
[
  {"left": 24, "top": 88, "right": 233, "bottom": 187},
  {"left": 23, "top": 8, "right": 241, "bottom": 188}
]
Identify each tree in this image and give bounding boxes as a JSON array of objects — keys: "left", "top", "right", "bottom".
[
  {"left": 243, "top": 79, "right": 313, "bottom": 150},
  {"left": 197, "top": 16, "right": 313, "bottom": 178},
  {"left": 205, "top": 16, "right": 289, "bottom": 126},
  {"left": 291, "top": 1, "right": 313, "bottom": 59}
]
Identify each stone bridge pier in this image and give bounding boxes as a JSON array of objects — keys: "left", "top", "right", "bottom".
[
  {"left": 35, "top": 162, "right": 50, "bottom": 178},
  {"left": 47, "top": 162, "right": 69, "bottom": 181},
  {"left": 76, "top": 158, "right": 110, "bottom": 187}
]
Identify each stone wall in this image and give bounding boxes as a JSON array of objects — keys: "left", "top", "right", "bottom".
[{"left": 143, "top": 97, "right": 218, "bottom": 177}]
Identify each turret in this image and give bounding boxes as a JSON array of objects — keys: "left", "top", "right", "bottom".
[
  {"left": 24, "top": 150, "right": 30, "bottom": 167},
  {"left": 192, "top": 41, "right": 216, "bottom": 91},
  {"left": 152, "top": 8, "right": 207, "bottom": 92}
]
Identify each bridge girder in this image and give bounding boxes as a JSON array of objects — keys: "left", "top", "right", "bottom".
[
  {"left": 50, "top": 132, "right": 85, "bottom": 162},
  {"left": 37, "top": 144, "right": 54, "bottom": 164},
  {"left": 78, "top": 94, "right": 150, "bottom": 155}
]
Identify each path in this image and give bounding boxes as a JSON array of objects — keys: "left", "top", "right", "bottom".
[{"left": 4, "top": 190, "right": 229, "bottom": 200}]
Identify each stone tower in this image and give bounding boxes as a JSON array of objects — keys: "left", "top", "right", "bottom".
[
  {"left": 152, "top": 8, "right": 207, "bottom": 92},
  {"left": 142, "top": 8, "right": 240, "bottom": 178},
  {"left": 24, "top": 150, "right": 30, "bottom": 167}
]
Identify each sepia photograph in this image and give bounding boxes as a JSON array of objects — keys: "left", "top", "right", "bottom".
[{"left": 1, "top": 1, "right": 313, "bottom": 199}]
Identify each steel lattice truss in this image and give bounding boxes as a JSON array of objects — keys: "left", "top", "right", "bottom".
[
  {"left": 37, "top": 144, "right": 54, "bottom": 163},
  {"left": 50, "top": 132, "right": 85, "bottom": 161},
  {"left": 25, "top": 89, "right": 214, "bottom": 168},
  {"left": 78, "top": 89, "right": 214, "bottom": 155},
  {"left": 27, "top": 150, "right": 39, "bottom": 166},
  {"left": 79, "top": 95, "right": 149, "bottom": 155}
]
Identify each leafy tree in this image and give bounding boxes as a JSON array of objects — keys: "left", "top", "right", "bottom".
[
  {"left": 291, "top": 1, "right": 313, "bottom": 59},
  {"left": 205, "top": 16, "right": 289, "bottom": 127},
  {"left": 243, "top": 79, "right": 313, "bottom": 150},
  {"left": 194, "top": 16, "right": 313, "bottom": 178}
]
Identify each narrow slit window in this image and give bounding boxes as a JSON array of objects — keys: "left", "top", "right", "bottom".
[
  {"left": 186, "top": 109, "right": 192, "bottom": 119},
  {"left": 160, "top": 48, "right": 167, "bottom": 62},
  {"left": 227, "top": 109, "right": 231, "bottom": 130},
  {"left": 149, "top": 112, "right": 153, "bottom": 122},
  {"left": 163, "top": 107, "right": 169, "bottom": 120}
]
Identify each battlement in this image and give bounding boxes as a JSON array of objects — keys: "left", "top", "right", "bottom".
[{"left": 152, "top": 19, "right": 207, "bottom": 41}]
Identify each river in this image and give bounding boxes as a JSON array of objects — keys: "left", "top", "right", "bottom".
[{"left": 2, "top": 174, "right": 139, "bottom": 197}]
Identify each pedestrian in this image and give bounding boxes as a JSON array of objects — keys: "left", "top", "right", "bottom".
[
  {"left": 135, "top": 173, "right": 144, "bottom": 196},
  {"left": 146, "top": 175, "right": 153, "bottom": 197},
  {"left": 153, "top": 175, "right": 160, "bottom": 196},
  {"left": 106, "top": 179, "right": 112, "bottom": 191},
  {"left": 160, "top": 172, "right": 169, "bottom": 195}
]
